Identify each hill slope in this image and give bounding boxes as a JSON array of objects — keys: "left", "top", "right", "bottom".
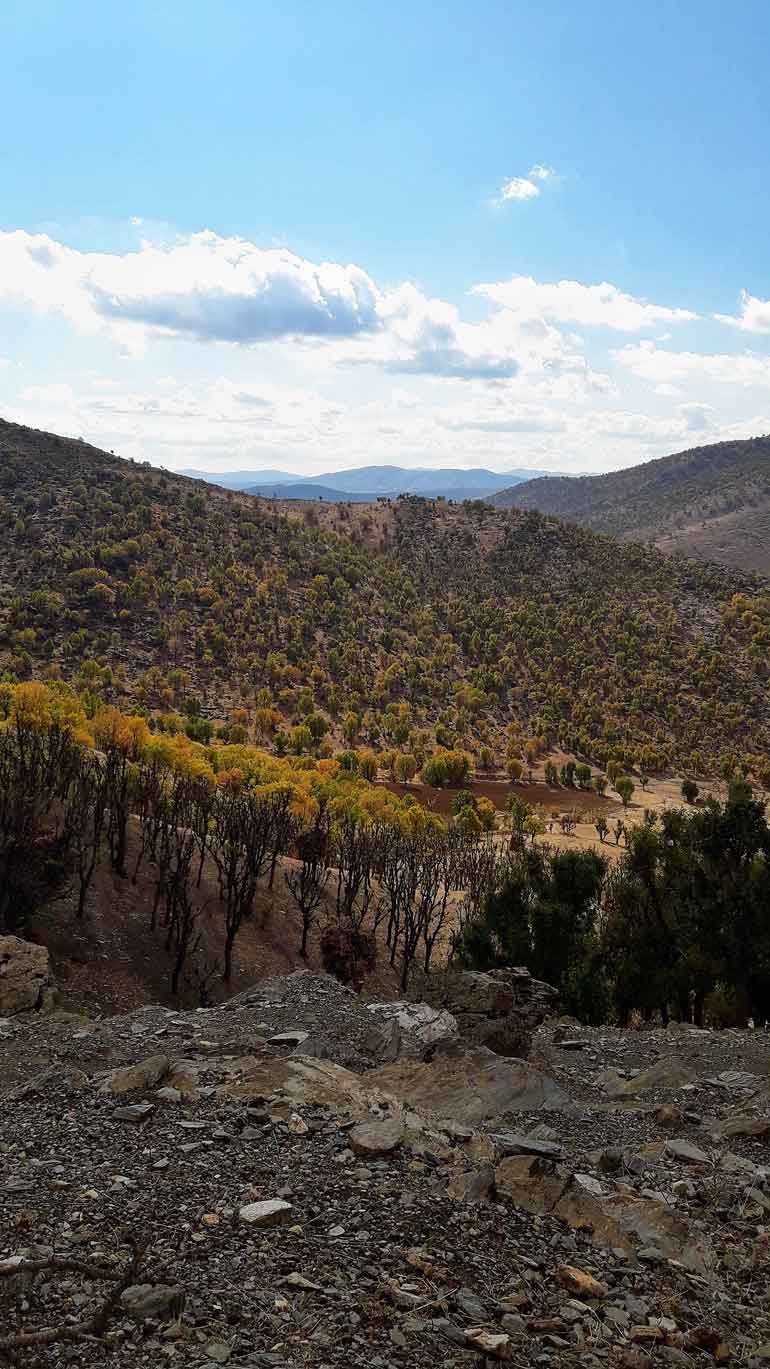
[
  {"left": 2, "top": 417, "right": 770, "bottom": 775},
  {"left": 492, "top": 436, "right": 770, "bottom": 574}
]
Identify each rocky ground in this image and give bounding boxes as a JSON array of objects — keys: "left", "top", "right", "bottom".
[{"left": 1, "top": 971, "right": 770, "bottom": 1368}]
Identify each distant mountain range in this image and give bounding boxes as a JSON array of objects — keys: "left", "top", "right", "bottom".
[
  {"left": 181, "top": 463, "right": 556, "bottom": 501},
  {"left": 491, "top": 436, "right": 770, "bottom": 577}
]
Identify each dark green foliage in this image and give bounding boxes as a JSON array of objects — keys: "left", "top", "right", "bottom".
[{"left": 459, "top": 788, "right": 770, "bottom": 1028}]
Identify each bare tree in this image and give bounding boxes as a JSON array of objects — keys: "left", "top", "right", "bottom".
[{"left": 284, "top": 805, "right": 331, "bottom": 957}]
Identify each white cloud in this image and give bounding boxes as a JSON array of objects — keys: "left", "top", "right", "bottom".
[
  {"left": 474, "top": 276, "right": 697, "bottom": 331},
  {"left": 0, "top": 229, "right": 381, "bottom": 346},
  {"left": 499, "top": 177, "right": 540, "bottom": 202},
  {"left": 494, "top": 164, "right": 555, "bottom": 205},
  {"left": 3, "top": 221, "right": 770, "bottom": 479},
  {"left": 715, "top": 289, "right": 770, "bottom": 335},
  {"left": 613, "top": 340, "right": 770, "bottom": 388}
]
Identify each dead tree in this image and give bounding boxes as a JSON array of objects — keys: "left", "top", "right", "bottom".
[
  {"left": 209, "top": 787, "right": 290, "bottom": 980},
  {"left": 284, "top": 806, "right": 332, "bottom": 957},
  {"left": 64, "top": 753, "right": 107, "bottom": 920}
]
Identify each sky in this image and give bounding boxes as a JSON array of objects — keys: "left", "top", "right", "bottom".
[{"left": 2, "top": 1, "right": 770, "bottom": 477}]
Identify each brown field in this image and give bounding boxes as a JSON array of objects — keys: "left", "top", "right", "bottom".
[{"left": 380, "top": 777, "right": 619, "bottom": 817}]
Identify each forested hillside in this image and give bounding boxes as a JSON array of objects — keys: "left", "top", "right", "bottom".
[
  {"left": 2, "top": 418, "right": 770, "bottom": 777},
  {"left": 492, "top": 436, "right": 770, "bottom": 575}
]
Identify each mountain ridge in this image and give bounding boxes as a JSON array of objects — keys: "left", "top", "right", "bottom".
[
  {"left": 491, "top": 436, "right": 770, "bottom": 575},
  {"left": 180, "top": 463, "right": 557, "bottom": 499}
]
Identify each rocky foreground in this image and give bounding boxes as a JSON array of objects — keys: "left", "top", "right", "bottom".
[{"left": 1, "top": 965, "right": 770, "bottom": 1368}]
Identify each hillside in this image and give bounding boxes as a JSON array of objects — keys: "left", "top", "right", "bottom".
[
  {"left": 2, "top": 417, "right": 770, "bottom": 775},
  {"left": 492, "top": 436, "right": 770, "bottom": 575},
  {"left": 6, "top": 975, "right": 770, "bottom": 1365},
  {"left": 248, "top": 481, "right": 375, "bottom": 502}
]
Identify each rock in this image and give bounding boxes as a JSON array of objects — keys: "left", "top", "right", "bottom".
[
  {"left": 366, "top": 1000, "right": 457, "bottom": 1050},
  {"left": 268, "top": 1029, "right": 309, "bottom": 1046},
  {"left": 464, "top": 1327, "right": 512, "bottom": 1358},
  {"left": 432, "top": 1318, "right": 467, "bottom": 1346},
  {"left": 709, "top": 1069, "right": 763, "bottom": 1090},
  {"left": 496, "top": 1160, "right": 713, "bottom": 1271},
  {"left": 368, "top": 1041, "right": 567, "bottom": 1126},
  {"left": 121, "top": 1283, "right": 186, "bottom": 1321},
  {"left": 665, "top": 1138, "right": 709, "bottom": 1164},
  {"left": 361, "top": 1017, "right": 402, "bottom": 1063},
  {"left": 348, "top": 1119, "right": 405, "bottom": 1158},
  {"left": 745, "top": 1186, "right": 770, "bottom": 1214},
  {"left": 603, "top": 1057, "right": 696, "bottom": 1098},
  {"left": 0, "top": 936, "right": 54, "bottom": 1015},
  {"left": 113, "top": 1102, "right": 155, "bottom": 1123},
  {"left": 165, "top": 1060, "right": 199, "bottom": 1100},
  {"left": 631, "top": 1327, "right": 665, "bottom": 1343},
  {"left": 556, "top": 1266, "right": 608, "bottom": 1299},
  {"left": 205, "top": 1341, "right": 231, "bottom": 1363},
  {"left": 491, "top": 1131, "right": 563, "bottom": 1159},
  {"left": 709, "top": 1114, "right": 770, "bottom": 1141},
  {"left": 719, "top": 1151, "right": 758, "bottom": 1176},
  {"left": 221, "top": 1055, "right": 376, "bottom": 1112},
  {"left": 495, "top": 1154, "right": 568, "bottom": 1212},
  {"left": 291, "top": 1034, "right": 362, "bottom": 1068},
  {"left": 239, "top": 1199, "right": 293, "bottom": 1227},
  {"left": 99, "top": 1054, "right": 170, "bottom": 1096},
  {"left": 446, "top": 1164, "right": 495, "bottom": 1203},
  {"left": 431, "top": 967, "right": 558, "bottom": 1059},
  {"left": 598, "top": 1147, "right": 624, "bottom": 1173},
  {"left": 655, "top": 1104, "right": 683, "bottom": 1128}
]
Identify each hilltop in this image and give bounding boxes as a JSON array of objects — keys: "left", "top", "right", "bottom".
[
  {"left": 492, "top": 436, "right": 770, "bottom": 576},
  {"left": 2, "top": 418, "right": 770, "bottom": 775}
]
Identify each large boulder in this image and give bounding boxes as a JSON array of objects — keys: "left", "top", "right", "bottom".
[
  {"left": 494, "top": 1159, "right": 714, "bottom": 1273},
  {"left": 433, "top": 967, "right": 558, "bottom": 1059},
  {"left": 367, "top": 1040, "right": 568, "bottom": 1126},
  {"left": 365, "top": 1001, "right": 457, "bottom": 1058},
  {"left": 0, "top": 936, "right": 55, "bottom": 1015},
  {"left": 220, "top": 1054, "right": 379, "bottom": 1112}
]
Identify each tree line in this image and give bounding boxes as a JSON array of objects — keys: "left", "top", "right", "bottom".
[
  {"left": 457, "top": 781, "right": 770, "bottom": 1029},
  {"left": 3, "top": 683, "right": 769, "bottom": 1025},
  {"left": 0, "top": 696, "right": 489, "bottom": 997}
]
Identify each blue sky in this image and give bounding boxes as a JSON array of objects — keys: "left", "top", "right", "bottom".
[{"left": 2, "top": 0, "right": 770, "bottom": 474}]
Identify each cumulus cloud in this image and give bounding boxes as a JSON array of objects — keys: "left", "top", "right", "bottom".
[
  {"left": 494, "top": 164, "right": 555, "bottom": 205},
  {"left": 0, "top": 229, "right": 380, "bottom": 344},
  {"left": 0, "top": 227, "right": 690, "bottom": 394},
  {"left": 612, "top": 340, "right": 770, "bottom": 388},
  {"left": 474, "top": 276, "right": 697, "bottom": 331},
  {"left": 715, "top": 289, "right": 770, "bottom": 335}
]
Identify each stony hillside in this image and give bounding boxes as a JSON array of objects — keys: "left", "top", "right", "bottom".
[
  {"left": 492, "top": 437, "right": 770, "bottom": 576},
  {"left": 3, "top": 419, "right": 770, "bottom": 774},
  {"left": 2, "top": 967, "right": 770, "bottom": 1366}
]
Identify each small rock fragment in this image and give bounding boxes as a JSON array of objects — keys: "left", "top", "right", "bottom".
[{"left": 239, "top": 1199, "right": 293, "bottom": 1227}]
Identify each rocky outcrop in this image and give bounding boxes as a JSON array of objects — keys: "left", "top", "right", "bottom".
[
  {"left": 367, "top": 1040, "right": 568, "bottom": 1126},
  {"left": 0, "top": 936, "right": 55, "bottom": 1016},
  {"left": 364, "top": 1001, "right": 457, "bottom": 1060},
  {"left": 434, "top": 967, "right": 558, "bottom": 1058}
]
